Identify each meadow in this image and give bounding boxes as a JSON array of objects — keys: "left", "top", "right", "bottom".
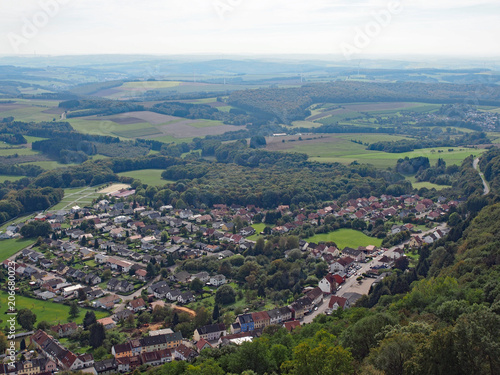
[
  {"left": 305, "top": 228, "right": 383, "bottom": 249},
  {"left": 0, "top": 238, "right": 36, "bottom": 262},
  {"left": 0, "top": 291, "right": 110, "bottom": 330},
  {"left": 267, "top": 134, "right": 486, "bottom": 169},
  {"left": 117, "top": 169, "right": 175, "bottom": 186},
  {"left": 0, "top": 175, "right": 26, "bottom": 183}
]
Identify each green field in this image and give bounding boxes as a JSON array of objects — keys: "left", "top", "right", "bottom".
[
  {"left": 0, "top": 291, "right": 110, "bottom": 331},
  {"left": 117, "top": 169, "right": 174, "bottom": 186},
  {"left": 0, "top": 147, "right": 40, "bottom": 157},
  {"left": 275, "top": 135, "right": 487, "bottom": 168},
  {"left": 247, "top": 223, "right": 270, "bottom": 241},
  {"left": 122, "top": 81, "right": 181, "bottom": 89},
  {"left": 406, "top": 176, "right": 451, "bottom": 191},
  {"left": 49, "top": 186, "right": 105, "bottom": 211},
  {"left": 306, "top": 228, "right": 382, "bottom": 249},
  {"left": 0, "top": 175, "right": 26, "bottom": 183},
  {"left": 0, "top": 238, "right": 36, "bottom": 262}
]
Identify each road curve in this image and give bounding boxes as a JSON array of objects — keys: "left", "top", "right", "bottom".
[{"left": 473, "top": 157, "right": 490, "bottom": 195}]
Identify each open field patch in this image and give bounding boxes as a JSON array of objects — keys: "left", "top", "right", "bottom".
[
  {"left": 306, "top": 228, "right": 382, "bottom": 249},
  {"left": 0, "top": 291, "right": 110, "bottom": 331},
  {"left": 98, "top": 183, "right": 131, "bottom": 194},
  {"left": 117, "top": 170, "right": 173, "bottom": 186},
  {"left": 0, "top": 175, "right": 26, "bottom": 183},
  {"left": 0, "top": 238, "right": 36, "bottom": 262},
  {"left": 266, "top": 134, "right": 486, "bottom": 169},
  {"left": 113, "top": 127, "right": 162, "bottom": 138}
]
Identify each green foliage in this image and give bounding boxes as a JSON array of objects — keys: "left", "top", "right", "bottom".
[
  {"left": 16, "top": 309, "right": 37, "bottom": 331},
  {"left": 215, "top": 285, "right": 236, "bottom": 305}
]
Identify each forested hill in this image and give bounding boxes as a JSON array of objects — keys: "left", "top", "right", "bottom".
[{"left": 228, "top": 81, "right": 500, "bottom": 123}]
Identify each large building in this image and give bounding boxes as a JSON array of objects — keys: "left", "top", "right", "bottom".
[{"left": 193, "top": 323, "right": 226, "bottom": 342}]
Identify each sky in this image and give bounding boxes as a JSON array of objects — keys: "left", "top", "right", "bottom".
[{"left": 0, "top": 0, "right": 499, "bottom": 59}]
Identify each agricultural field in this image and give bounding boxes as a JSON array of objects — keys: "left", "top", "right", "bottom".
[
  {"left": 117, "top": 169, "right": 175, "bottom": 186},
  {"left": 266, "top": 134, "right": 486, "bottom": 169},
  {"left": 0, "top": 291, "right": 110, "bottom": 331},
  {"left": 67, "top": 111, "right": 242, "bottom": 141},
  {"left": 0, "top": 99, "right": 62, "bottom": 122},
  {"left": 0, "top": 238, "right": 36, "bottom": 262},
  {"left": 306, "top": 228, "right": 383, "bottom": 249},
  {"left": 93, "top": 80, "right": 262, "bottom": 99}
]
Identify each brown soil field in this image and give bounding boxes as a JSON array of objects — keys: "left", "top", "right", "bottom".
[
  {"left": 116, "top": 111, "right": 181, "bottom": 125},
  {"left": 94, "top": 88, "right": 122, "bottom": 97},
  {"left": 172, "top": 305, "right": 196, "bottom": 317},
  {"left": 98, "top": 183, "right": 131, "bottom": 194},
  {"left": 41, "top": 107, "right": 65, "bottom": 115},
  {"left": 0, "top": 103, "right": 26, "bottom": 111}
]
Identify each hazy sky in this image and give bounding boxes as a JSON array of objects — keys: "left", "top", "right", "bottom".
[{"left": 1, "top": 0, "right": 499, "bottom": 58}]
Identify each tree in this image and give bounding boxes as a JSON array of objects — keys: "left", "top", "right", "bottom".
[
  {"left": 20, "top": 338, "right": 26, "bottom": 351},
  {"left": 215, "top": 285, "right": 236, "bottom": 305},
  {"left": 83, "top": 311, "right": 97, "bottom": 330},
  {"left": 102, "top": 269, "right": 112, "bottom": 280},
  {"left": 394, "top": 256, "right": 410, "bottom": 272},
  {"left": 17, "top": 309, "right": 37, "bottom": 331},
  {"left": 69, "top": 301, "right": 80, "bottom": 320},
  {"left": 77, "top": 288, "right": 87, "bottom": 301},
  {"left": 172, "top": 312, "right": 179, "bottom": 327},
  {"left": 89, "top": 323, "right": 106, "bottom": 348},
  {"left": 147, "top": 262, "right": 157, "bottom": 278},
  {"left": 213, "top": 304, "right": 220, "bottom": 322},
  {"left": 282, "top": 330, "right": 354, "bottom": 375},
  {"left": 190, "top": 278, "right": 204, "bottom": 293}
]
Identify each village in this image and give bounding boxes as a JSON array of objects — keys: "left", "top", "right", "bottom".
[{"left": 0, "top": 185, "right": 452, "bottom": 375}]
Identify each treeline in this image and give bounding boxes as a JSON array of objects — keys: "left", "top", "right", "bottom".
[
  {"left": 0, "top": 133, "right": 27, "bottom": 144},
  {"left": 479, "top": 148, "right": 500, "bottom": 193},
  {"left": 0, "top": 163, "right": 44, "bottom": 177},
  {"left": 367, "top": 132, "right": 489, "bottom": 153},
  {"left": 151, "top": 102, "right": 252, "bottom": 125},
  {"left": 0, "top": 187, "right": 63, "bottom": 224},
  {"left": 32, "top": 139, "right": 97, "bottom": 164},
  {"left": 60, "top": 99, "right": 144, "bottom": 118}
]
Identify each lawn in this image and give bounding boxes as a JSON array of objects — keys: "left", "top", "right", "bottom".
[
  {"left": 117, "top": 169, "right": 174, "bottom": 186},
  {"left": 0, "top": 238, "right": 36, "bottom": 262},
  {"left": 0, "top": 147, "right": 40, "bottom": 157},
  {"left": 306, "top": 228, "right": 382, "bottom": 249},
  {"left": 0, "top": 291, "right": 110, "bottom": 331},
  {"left": 247, "top": 223, "right": 269, "bottom": 241}
]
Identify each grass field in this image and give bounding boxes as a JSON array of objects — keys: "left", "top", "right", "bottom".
[
  {"left": 267, "top": 135, "right": 486, "bottom": 168},
  {"left": 306, "top": 228, "right": 383, "bottom": 249},
  {"left": 247, "top": 223, "right": 270, "bottom": 241},
  {"left": 117, "top": 169, "right": 175, "bottom": 186},
  {"left": 406, "top": 176, "right": 451, "bottom": 191},
  {"left": 0, "top": 238, "right": 36, "bottom": 262},
  {"left": 0, "top": 175, "right": 26, "bottom": 183},
  {"left": 0, "top": 291, "right": 110, "bottom": 331},
  {"left": 49, "top": 186, "right": 104, "bottom": 211},
  {"left": 0, "top": 147, "right": 40, "bottom": 157}
]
